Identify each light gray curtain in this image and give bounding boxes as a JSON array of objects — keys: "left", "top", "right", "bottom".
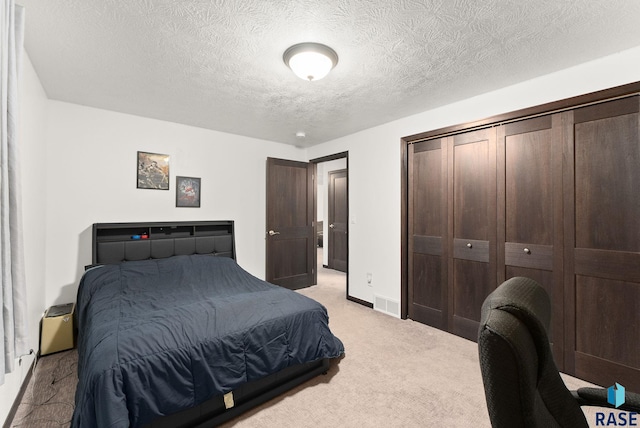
[{"left": 1, "top": 0, "right": 28, "bottom": 385}]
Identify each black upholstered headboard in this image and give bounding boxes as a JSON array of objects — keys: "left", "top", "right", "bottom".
[{"left": 91, "top": 221, "right": 236, "bottom": 265}]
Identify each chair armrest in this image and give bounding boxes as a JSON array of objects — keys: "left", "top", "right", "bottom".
[{"left": 576, "top": 388, "right": 640, "bottom": 413}]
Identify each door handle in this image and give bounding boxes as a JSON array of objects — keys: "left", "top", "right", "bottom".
[
  {"left": 329, "top": 224, "right": 335, "bottom": 228},
  {"left": 268, "top": 230, "right": 280, "bottom": 236}
]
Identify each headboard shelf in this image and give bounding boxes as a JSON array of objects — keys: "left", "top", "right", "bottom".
[
  {"left": 92, "top": 221, "right": 236, "bottom": 265},
  {"left": 149, "top": 225, "right": 192, "bottom": 239}
]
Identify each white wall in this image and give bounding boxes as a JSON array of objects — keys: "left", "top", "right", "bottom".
[
  {"left": 0, "top": 52, "right": 48, "bottom": 424},
  {"left": 43, "top": 102, "right": 305, "bottom": 307},
  {"left": 307, "top": 45, "right": 640, "bottom": 312}
]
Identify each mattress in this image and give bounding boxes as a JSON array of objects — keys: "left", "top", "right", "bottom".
[{"left": 72, "top": 254, "right": 344, "bottom": 427}]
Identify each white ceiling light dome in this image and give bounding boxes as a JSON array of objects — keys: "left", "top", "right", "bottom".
[{"left": 283, "top": 43, "right": 338, "bottom": 81}]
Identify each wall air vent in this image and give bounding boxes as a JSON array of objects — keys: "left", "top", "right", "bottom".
[{"left": 374, "top": 295, "right": 400, "bottom": 318}]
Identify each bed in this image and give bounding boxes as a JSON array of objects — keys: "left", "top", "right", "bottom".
[{"left": 71, "top": 221, "right": 344, "bottom": 427}]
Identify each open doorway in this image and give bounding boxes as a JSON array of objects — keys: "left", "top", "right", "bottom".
[{"left": 311, "top": 152, "right": 348, "bottom": 295}]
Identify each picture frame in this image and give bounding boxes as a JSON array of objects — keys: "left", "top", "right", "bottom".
[
  {"left": 137, "top": 151, "right": 170, "bottom": 190},
  {"left": 176, "top": 176, "right": 201, "bottom": 208}
]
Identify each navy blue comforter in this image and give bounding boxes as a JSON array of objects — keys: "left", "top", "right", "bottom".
[{"left": 72, "top": 255, "right": 344, "bottom": 427}]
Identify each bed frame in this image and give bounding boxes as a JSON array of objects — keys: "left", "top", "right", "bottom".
[{"left": 88, "top": 221, "right": 330, "bottom": 427}]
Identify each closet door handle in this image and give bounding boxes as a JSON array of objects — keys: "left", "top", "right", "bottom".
[
  {"left": 329, "top": 223, "right": 335, "bottom": 229},
  {"left": 524, "top": 248, "right": 531, "bottom": 254},
  {"left": 268, "top": 230, "right": 280, "bottom": 236},
  {"left": 466, "top": 243, "right": 473, "bottom": 249}
]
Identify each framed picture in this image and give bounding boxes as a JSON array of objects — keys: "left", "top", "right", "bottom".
[
  {"left": 176, "top": 176, "right": 201, "bottom": 207},
  {"left": 137, "top": 151, "right": 170, "bottom": 190}
]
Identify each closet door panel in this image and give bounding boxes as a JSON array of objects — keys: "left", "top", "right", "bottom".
[
  {"left": 576, "top": 276, "right": 640, "bottom": 368},
  {"left": 412, "top": 140, "right": 443, "bottom": 237},
  {"left": 498, "top": 114, "right": 564, "bottom": 366},
  {"left": 574, "top": 275, "right": 640, "bottom": 391},
  {"left": 453, "top": 239, "right": 489, "bottom": 263},
  {"left": 411, "top": 253, "right": 444, "bottom": 327},
  {"left": 574, "top": 104, "right": 640, "bottom": 252},
  {"left": 408, "top": 139, "right": 448, "bottom": 329},
  {"left": 504, "top": 243, "right": 552, "bottom": 271},
  {"left": 574, "top": 249, "right": 640, "bottom": 281},
  {"left": 453, "top": 137, "right": 492, "bottom": 240},
  {"left": 568, "top": 96, "right": 640, "bottom": 391},
  {"left": 450, "top": 129, "right": 496, "bottom": 341},
  {"left": 504, "top": 117, "right": 554, "bottom": 246},
  {"left": 452, "top": 259, "right": 492, "bottom": 339}
]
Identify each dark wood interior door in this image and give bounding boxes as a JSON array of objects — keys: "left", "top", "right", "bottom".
[
  {"left": 565, "top": 97, "right": 640, "bottom": 391},
  {"left": 266, "top": 157, "right": 315, "bottom": 289},
  {"left": 408, "top": 138, "right": 448, "bottom": 330},
  {"left": 497, "top": 114, "right": 564, "bottom": 368},
  {"left": 450, "top": 128, "right": 497, "bottom": 341},
  {"left": 328, "top": 169, "right": 347, "bottom": 272}
]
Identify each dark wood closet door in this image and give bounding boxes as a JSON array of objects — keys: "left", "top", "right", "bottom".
[
  {"left": 266, "top": 157, "right": 315, "bottom": 289},
  {"left": 497, "top": 114, "right": 564, "bottom": 367},
  {"left": 565, "top": 96, "right": 640, "bottom": 391},
  {"left": 450, "top": 129, "right": 497, "bottom": 341},
  {"left": 408, "top": 138, "right": 448, "bottom": 329}
]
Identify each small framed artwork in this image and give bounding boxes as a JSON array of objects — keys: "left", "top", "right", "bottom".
[
  {"left": 176, "top": 176, "right": 201, "bottom": 207},
  {"left": 137, "top": 151, "right": 170, "bottom": 190}
]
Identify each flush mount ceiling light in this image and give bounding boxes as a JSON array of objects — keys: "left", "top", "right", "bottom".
[{"left": 283, "top": 43, "right": 338, "bottom": 81}]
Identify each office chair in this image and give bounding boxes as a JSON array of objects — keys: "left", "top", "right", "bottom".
[{"left": 477, "top": 276, "right": 640, "bottom": 428}]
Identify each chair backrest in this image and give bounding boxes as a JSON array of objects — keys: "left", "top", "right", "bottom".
[{"left": 477, "top": 277, "right": 588, "bottom": 428}]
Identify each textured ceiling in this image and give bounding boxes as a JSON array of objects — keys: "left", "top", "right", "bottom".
[{"left": 18, "top": 0, "right": 640, "bottom": 147}]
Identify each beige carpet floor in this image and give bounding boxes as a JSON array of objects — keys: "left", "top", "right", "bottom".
[
  {"left": 9, "top": 349, "right": 77, "bottom": 427},
  {"left": 9, "top": 252, "right": 603, "bottom": 427}
]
